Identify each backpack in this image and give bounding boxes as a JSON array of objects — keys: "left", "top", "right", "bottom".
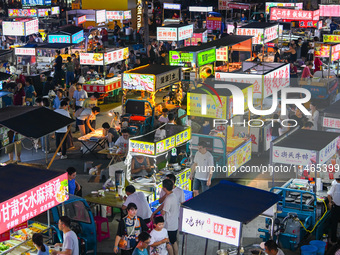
[{"left": 74, "top": 108, "right": 84, "bottom": 118}]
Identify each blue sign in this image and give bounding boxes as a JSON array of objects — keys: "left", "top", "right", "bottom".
[
  {"left": 72, "top": 30, "right": 84, "bottom": 44},
  {"left": 22, "top": 0, "right": 50, "bottom": 6},
  {"left": 48, "top": 34, "right": 70, "bottom": 44}
]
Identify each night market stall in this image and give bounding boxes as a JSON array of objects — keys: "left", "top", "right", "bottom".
[
  {"left": 156, "top": 24, "right": 194, "bottom": 46},
  {"left": 184, "top": 29, "right": 208, "bottom": 46},
  {"left": 321, "top": 99, "right": 340, "bottom": 133},
  {"left": 163, "top": 3, "right": 182, "bottom": 24},
  {"left": 180, "top": 180, "right": 281, "bottom": 255}
]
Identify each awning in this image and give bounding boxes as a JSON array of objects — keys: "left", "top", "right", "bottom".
[
  {"left": 0, "top": 106, "right": 74, "bottom": 139},
  {"left": 182, "top": 180, "right": 281, "bottom": 224}
]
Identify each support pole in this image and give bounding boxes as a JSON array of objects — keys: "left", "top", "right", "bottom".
[{"left": 204, "top": 239, "right": 209, "bottom": 255}]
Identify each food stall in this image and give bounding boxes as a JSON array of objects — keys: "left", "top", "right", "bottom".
[
  {"left": 227, "top": 2, "right": 257, "bottom": 21},
  {"left": 2, "top": 18, "right": 39, "bottom": 40},
  {"left": 184, "top": 29, "right": 208, "bottom": 46},
  {"left": 188, "top": 6, "right": 213, "bottom": 29},
  {"left": 321, "top": 99, "right": 340, "bottom": 133},
  {"left": 163, "top": 3, "right": 181, "bottom": 24},
  {"left": 122, "top": 64, "right": 182, "bottom": 109},
  {"left": 79, "top": 47, "right": 129, "bottom": 95},
  {"left": 299, "top": 42, "right": 339, "bottom": 105},
  {"left": 126, "top": 124, "right": 192, "bottom": 203},
  {"left": 156, "top": 24, "right": 194, "bottom": 45},
  {"left": 180, "top": 180, "right": 281, "bottom": 255},
  {"left": 187, "top": 82, "right": 253, "bottom": 177},
  {"left": 264, "top": 128, "right": 340, "bottom": 250}
]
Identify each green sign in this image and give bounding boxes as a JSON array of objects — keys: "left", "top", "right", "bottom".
[
  {"left": 197, "top": 48, "right": 216, "bottom": 67},
  {"left": 169, "top": 51, "right": 195, "bottom": 67}
]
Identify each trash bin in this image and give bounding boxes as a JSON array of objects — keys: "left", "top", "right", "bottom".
[
  {"left": 309, "top": 240, "right": 326, "bottom": 255},
  {"left": 301, "top": 245, "right": 318, "bottom": 255}
]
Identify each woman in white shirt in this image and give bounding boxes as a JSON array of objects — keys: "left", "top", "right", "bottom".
[{"left": 308, "top": 101, "right": 319, "bottom": 130}]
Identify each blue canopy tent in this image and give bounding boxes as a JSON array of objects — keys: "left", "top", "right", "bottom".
[{"left": 180, "top": 180, "right": 281, "bottom": 254}]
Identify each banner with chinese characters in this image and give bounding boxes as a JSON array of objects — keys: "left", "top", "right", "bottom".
[
  {"left": 15, "top": 47, "right": 36, "bottom": 56},
  {"left": 48, "top": 34, "right": 70, "bottom": 44},
  {"left": 206, "top": 17, "right": 222, "bottom": 30},
  {"left": 218, "top": 0, "right": 229, "bottom": 10},
  {"left": 104, "top": 48, "right": 129, "bottom": 65},
  {"left": 123, "top": 73, "right": 155, "bottom": 91},
  {"left": 82, "top": 81, "right": 121, "bottom": 93},
  {"left": 236, "top": 28, "right": 263, "bottom": 45},
  {"left": 228, "top": 3, "right": 250, "bottom": 9},
  {"left": 323, "top": 117, "right": 340, "bottom": 129},
  {"left": 320, "top": 5, "right": 340, "bottom": 17},
  {"left": 156, "top": 135, "right": 176, "bottom": 154},
  {"left": 187, "top": 92, "right": 227, "bottom": 119},
  {"left": 324, "top": 35, "right": 340, "bottom": 43},
  {"left": 76, "top": 15, "right": 86, "bottom": 26},
  {"left": 0, "top": 173, "right": 68, "bottom": 235},
  {"left": 13, "top": 222, "right": 28, "bottom": 232},
  {"left": 178, "top": 25, "right": 194, "bottom": 41},
  {"left": 319, "top": 137, "right": 339, "bottom": 164},
  {"left": 157, "top": 27, "right": 177, "bottom": 41},
  {"left": 8, "top": 9, "right": 37, "bottom": 17},
  {"left": 2, "top": 21, "right": 25, "bottom": 36},
  {"left": 314, "top": 43, "right": 330, "bottom": 58},
  {"left": 72, "top": 30, "right": 84, "bottom": 44},
  {"left": 272, "top": 146, "right": 316, "bottom": 165},
  {"left": 227, "top": 139, "right": 251, "bottom": 175},
  {"left": 95, "top": 10, "right": 106, "bottom": 23},
  {"left": 262, "top": 64, "right": 290, "bottom": 98},
  {"left": 332, "top": 44, "right": 340, "bottom": 62},
  {"left": 181, "top": 208, "right": 241, "bottom": 246},
  {"left": 80, "top": 53, "right": 104, "bottom": 65},
  {"left": 129, "top": 140, "right": 155, "bottom": 155},
  {"left": 299, "top": 20, "right": 318, "bottom": 28},
  {"left": 106, "top": 11, "right": 124, "bottom": 20},
  {"left": 270, "top": 8, "right": 319, "bottom": 21},
  {"left": 176, "top": 127, "right": 191, "bottom": 146},
  {"left": 124, "top": 11, "right": 132, "bottom": 19},
  {"left": 38, "top": 9, "right": 49, "bottom": 17},
  {"left": 155, "top": 68, "right": 180, "bottom": 90},
  {"left": 265, "top": 2, "right": 303, "bottom": 14},
  {"left": 264, "top": 24, "right": 279, "bottom": 43},
  {"left": 169, "top": 51, "right": 196, "bottom": 67},
  {"left": 197, "top": 48, "right": 216, "bottom": 67}
]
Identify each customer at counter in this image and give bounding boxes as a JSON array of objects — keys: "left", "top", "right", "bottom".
[
  {"left": 115, "top": 129, "right": 130, "bottom": 157},
  {"left": 131, "top": 155, "right": 152, "bottom": 178}
]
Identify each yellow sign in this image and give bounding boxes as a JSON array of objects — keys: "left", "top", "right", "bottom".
[
  {"left": 176, "top": 127, "right": 191, "bottom": 146},
  {"left": 187, "top": 92, "right": 227, "bottom": 119},
  {"left": 156, "top": 135, "right": 176, "bottom": 154},
  {"left": 227, "top": 139, "right": 251, "bottom": 176},
  {"left": 129, "top": 140, "right": 155, "bottom": 155},
  {"left": 323, "top": 35, "right": 340, "bottom": 43},
  {"left": 72, "top": 2, "right": 80, "bottom": 9},
  {"left": 136, "top": 0, "right": 142, "bottom": 31}
]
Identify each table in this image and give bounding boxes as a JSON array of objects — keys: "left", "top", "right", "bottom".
[
  {"left": 98, "top": 148, "right": 124, "bottom": 165},
  {"left": 78, "top": 129, "right": 106, "bottom": 158}
]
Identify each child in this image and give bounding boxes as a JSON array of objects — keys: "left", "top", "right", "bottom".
[{"left": 150, "top": 216, "right": 172, "bottom": 255}]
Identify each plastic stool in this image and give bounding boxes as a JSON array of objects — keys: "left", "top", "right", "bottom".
[{"left": 94, "top": 216, "right": 110, "bottom": 242}]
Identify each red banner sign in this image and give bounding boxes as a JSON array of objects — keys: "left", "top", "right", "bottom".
[
  {"left": 0, "top": 231, "right": 10, "bottom": 242},
  {"left": 320, "top": 5, "right": 340, "bottom": 17},
  {"left": 270, "top": 8, "right": 319, "bottom": 21},
  {"left": 206, "top": 17, "right": 222, "bottom": 30},
  {"left": 83, "top": 81, "right": 121, "bottom": 93},
  {"left": 227, "top": 3, "right": 250, "bottom": 10},
  {"left": 0, "top": 173, "right": 68, "bottom": 235}
]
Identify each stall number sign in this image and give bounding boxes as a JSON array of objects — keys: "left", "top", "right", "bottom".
[
  {"left": 156, "top": 135, "right": 176, "bottom": 154},
  {"left": 0, "top": 173, "right": 68, "bottom": 235},
  {"left": 104, "top": 47, "right": 129, "bottom": 65},
  {"left": 264, "top": 25, "right": 278, "bottom": 43},
  {"left": 8, "top": 9, "right": 37, "bottom": 17},
  {"left": 272, "top": 147, "right": 316, "bottom": 165},
  {"left": 206, "top": 17, "right": 222, "bottom": 30},
  {"left": 15, "top": 48, "right": 35, "bottom": 56},
  {"left": 187, "top": 93, "right": 227, "bottom": 119},
  {"left": 157, "top": 27, "right": 177, "bottom": 41},
  {"left": 182, "top": 208, "right": 241, "bottom": 246},
  {"left": 320, "top": 137, "right": 338, "bottom": 163},
  {"left": 178, "top": 25, "right": 194, "bottom": 41},
  {"left": 323, "top": 117, "right": 340, "bottom": 129},
  {"left": 320, "top": 5, "right": 340, "bottom": 17},
  {"left": 96, "top": 10, "right": 106, "bottom": 23},
  {"left": 324, "top": 35, "right": 340, "bottom": 43},
  {"left": 38, "top": 9, "right": 49, "bottom": 17},
  {"left": 169, "top": 51, "right": 195, "bottom": 67},
  {"left": 106, "top": 11, "right": 124, "bottom": 20},
  {"left": 263, "top": 64, "right": 290, "bottom": 98},
  {"left": 25, "top": 19, "right": 39, "bottom": 36},
  {"left": 80, "top": 53, "right": 104, "bottom": 65},
  {"left": 48, "top": 34, "right": 71, "bottom": 44},
  {"left": 123, "top": 73, "right": 155, "bottom": 92},
  {"left": 237, "top": 28, "right": 263, "bottom": 45},
  {"left": 197, "top": 48, "right": 216, "bottom": 67},
  {"left": 156, "top": 69, "right": 180, "bottom": 90},
  {"left": 2, "top": 21, "right": 25, "bottom": 36},
  {"left": 129, "top": 140, "right": 155, "bottom": 155},
  {"left": 216, "top": 47, "right": 228, "bottom": 61},
  {"left": 218, "top": 0, "right": 229, "bottom": 10},
  {"left": 77, "top": 15, "right": 86, "bottom": 25},
  {"left": 124, "top": 11, "right": 132, "bottom": 19},
  {"left": 265, "top": 2, "right": 303, "bottom": 14},
  {"left": 51, "top": 7, "right": 60, "bottom": 15},
  {"left": 227, "top": 140, "right": 251, "bottom": 174},
  {"left": 72, "top": 30, "right": 84, "bottom": 44}
]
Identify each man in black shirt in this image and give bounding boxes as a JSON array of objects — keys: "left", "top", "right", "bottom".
[
  {"left": 53, "top": 50, "right": 63, "bottom": 86},
  {"left": 113, "top": 21, "right": 120, "bottom": 47}
]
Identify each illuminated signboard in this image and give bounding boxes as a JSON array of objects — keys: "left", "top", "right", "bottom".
[
  {"left": 104, "top": 47, "right": 129, "bottom": 65},
  {"left": 72, "top": 30, "right": 84, "bottom": 44},
  {"left": 320, "top": 5, "right": 340, "bottom": 17},
  {"left": 169, "top": 51, "right": 195, "bottom": 67},
  {"left": 237, "top": 28, "right": 264, "bottom": 45},
  {"left": 270, "top": 8, "right": 320, "bottom": 21},
  {"left": 51, "top": 6, "right": 60, "bottom": 15},
  {"left": 8, "top": 9, "right": 37, "bottom": 17},
  {"left": 106, "top": 11, "right": 124, "bottom": 20},
  {"left": 264, "top": 24, "right": 279, "bottom": 43},
  {"left": 163, "top": 3, "right": 181, "bottom": 10},
  {"left": 15, "top": 47, "right": 36, "bottom": 56},
  {"left": 324, "top": 34, "right": 340, "bottom": 43},
  {"left": 25, "top": 19, "right": 39, "bottom": 36},
  {"left": 157, "top": 27, "right": 177, "bottom": 41},
  {"left": 265, "top": 2, "right": 303, "bottom": 14},
  {"left": 216, "top": 46, "right": 228, "bottom": 61},
  {"left": 124, "top": 11, "right": 132, "bottom": 19},
  {"left": 38, "top": 8, "right": 49, "bottom": 17},
  {"left": 80, "top": 53, "right": 104, "bottom": 65},
  {"left": 48, "top": 34, "right": 71, "bottom": 43},
  {"left": 2, "top": 21, "right": 25, "bottom": 36},
  {"left": 96, "top": 10, "right": 106, "bottom": 23},
  {"left": 206, "top": 17, "right": 222, "bottom": 30},
  {"left": 197, "top": 48, "right": 216, "bottom": 66},
  {"left": 137, "top": 0, "right": 142, "bottom": 31},
  {"left": 22, "top": 0, "right": 49, "bottom": 6},
  {"left": 218, "top": 0, "right": 228, "bottom": 10},
  {"left": 181, "top": 208, "right": 241, "bottom": 246},
  {"left": 123, "top": 73, "right": 155, "bottom": 91},
  {"left": 76, "top": 15, "right": 86, "bottom": 25},
  {"left": 189, "top": 6, "right": 213, "bottom": 12},
  {"left": 178, "top": 24, "right": 194, "bottom": 41}
]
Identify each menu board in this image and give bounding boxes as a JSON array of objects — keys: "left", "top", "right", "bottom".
[
  {"left": 178, "top": 25, "right": 194, "bottom": 41},
  {"left": 197, "top": 48, "right": 216, "bottom": 66},
  {"left": 51, "top": 6, "right": 60, "bottom": 15},
  {"left": 80, "top": 53, "right": 104, "bottom": 65},
  {"left": 237, "top": 28, "right": 263, "bottom": 44},
  {"left": 157, "top": 27, "right": 177, "bottom": 41},
  {"left": 169, "top": 51, "right": 195, "bottom": 67},
  {"left": 106, "top": 11, "right": 124, "bottom": 20},
  {"left": 48, "top": 34, "right": 71, "bottom": 43},
  {"left": 72, "top": 30, "right": 84, "bottom": 44},
  {"left": 314, "top": 43, "right": 330, "bottom": 58},
  {"left": 123, "top": 73, "right": 155, "bottom": 92},
  {"left": 38, "top": 8, "right": 49, "bottom": 17},
  {"left": 96, "top": 10, "right": 106, "bottom": 23},
  {"left": 206, "top": 17, "right": 222, "bottom": 30},
  {"left": 331, "top": 44, "right": 340, "bottom": 62},
  {"left": 76, "top": 15, "right": 86, "bottom": 25},
  {"left": 104, "top": 48, "right": 129, "bottom": 65},
  {"left": 2, "top": 21, "right": 25, "bottom": 36},
  {"left": 216, "top": 46, "right": 228, "bottom": 61},
  {"left": 15, "top": 47, "right": 36, "bottom": 56},
  {"left": 8, "top": 9, "right": 37, "bottom": 17},
  {"left": 25, "top": 19, "right": 39, "bottom": 36},
  {"left": 264, "top": 24, "right": 278, "bottom": 43},
  {"left": 124, "top": 11, "right": 131, "bottom": 19}
]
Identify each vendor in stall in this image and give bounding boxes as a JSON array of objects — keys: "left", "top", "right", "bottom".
[
  {"left": 131, "top": 155, "right": 153, "bottom": 178},
  {"left": 274, "top": 47, "right": 281, "bottom": 63},
  {"left": 301, "top": 62, "right": 313, "bottom": 81}
]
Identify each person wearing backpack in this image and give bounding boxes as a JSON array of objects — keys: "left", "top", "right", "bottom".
[{"left": 114, "top": 203, "right": 148, "bottom": 255}]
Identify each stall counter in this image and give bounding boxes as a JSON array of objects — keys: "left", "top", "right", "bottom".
[{"left": 81, "top": 77, "right": 121, "bottom": 93}]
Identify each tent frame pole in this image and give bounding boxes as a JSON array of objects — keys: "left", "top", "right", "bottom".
[{"left": 204, "top": 238, "right": 209, "bottom": 255}]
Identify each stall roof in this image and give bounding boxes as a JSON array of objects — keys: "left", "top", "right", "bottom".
[
  {"left": 194, "top": 29, "right": 207, "bottom": 33},
  {"left": 159, "top": 24, "right": 193, "bottom": 28},
  {"left": 274, "top": 129, "right": 339, "bottom": 151},
  {"left": 124, "top": 64, "right": 181, "bottom": 75},
  {"left": 0, "top": 106, "right": 74, "bottom": 139},
  {"left": 182, "top": 180, "right": 281, "bottom": 224},
  {"left": 190, "top": 81, "right": 252, "bottom": 97},
  {"left": 0, "top": 164, "right": 63, "bottom": 203},
  {"left": 232, "top": 62, "right": 287, "bottom": 75},
  {"left": 323, "top": 100, "right": 340, "bottom": 116},
  {"left": 240, "top": 22, "right": 278, "bottom": 29},
  {"left": 60, "top": 25, "right": 83, "bottom": 34},
  {"left": 205, "top": 35, "right": 253, "bottom": 48}
]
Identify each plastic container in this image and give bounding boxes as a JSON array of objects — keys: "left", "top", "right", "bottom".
[
  {"left": 301, "top": 245, "right": 318, "bottom": 255},
  {"left": 184, "top": 190, "right": 193, "bottom": 201},
  {"left": 309, "top": 240, "right": 326, "bottom": 255}
]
